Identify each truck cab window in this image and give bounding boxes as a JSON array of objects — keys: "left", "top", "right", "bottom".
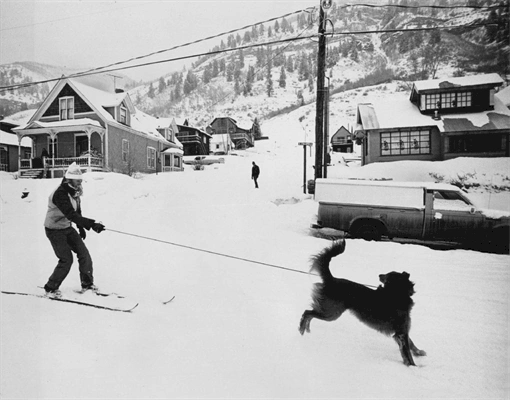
[{"left": 433, "top": 191, "right": 472, "bottom": 211}]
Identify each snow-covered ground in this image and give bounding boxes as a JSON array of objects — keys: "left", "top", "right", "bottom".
[{"left": 1, "top": 111, "right": 509, "bottom": 399}]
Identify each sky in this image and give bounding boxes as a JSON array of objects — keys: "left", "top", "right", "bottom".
[{"left": 0, "top": 0, "right": 318, "bottom": 81}]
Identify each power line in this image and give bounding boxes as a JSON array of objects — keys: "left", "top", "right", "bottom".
[
  {"left": 339, "top": 3, "right": 505, "bottom": 11},
  {"left": 0, "top": 21, "right": 497, "bottom": 93},
  {"left": 72, "top": 7, "right": 315, "bottom": 80}
]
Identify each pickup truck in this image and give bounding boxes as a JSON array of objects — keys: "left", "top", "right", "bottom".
[
  {"left": 183, "top": 155, "right": 225, "bottom": 166},
  {"left": 312, "top": 179, "right": 510, "bottom": 253}
]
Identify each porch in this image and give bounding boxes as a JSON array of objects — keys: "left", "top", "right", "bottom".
[{"left": 14, "top": 118, "right": 107, "bottom": 178}]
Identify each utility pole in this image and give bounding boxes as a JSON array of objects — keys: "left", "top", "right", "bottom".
[{"left": 314, "top": 0, "right": 329, "bottom": 180}]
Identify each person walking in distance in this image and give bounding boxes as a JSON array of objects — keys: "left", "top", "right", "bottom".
[
  {"left": 252, "top": 161, "right": 260, "bottom": 188},
  {"left": 43, "top": 162, "right": 105, "bottom": 297}
]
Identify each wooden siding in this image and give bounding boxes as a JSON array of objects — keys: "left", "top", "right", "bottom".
[
  {"left": 107, "top": 124, "right": 162, "bottom": 174},
  {"left": 42, "top": 84, "right": 93, "bottom": 117}
]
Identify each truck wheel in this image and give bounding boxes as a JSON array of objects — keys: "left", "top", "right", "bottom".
[{"left": 353, "top": 223, "right": 382, "bottom": 241}]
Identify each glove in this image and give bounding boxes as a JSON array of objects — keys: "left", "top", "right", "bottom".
[
  {"left": 92, "top": 223, "right": 105, "bottom": 233},
  {"left": 79, "top": 227, "right": 87, "bottom": 240}
]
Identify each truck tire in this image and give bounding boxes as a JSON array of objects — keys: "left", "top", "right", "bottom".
[{"left": 352, "top": 223, "right": 382, "bottom": 241}]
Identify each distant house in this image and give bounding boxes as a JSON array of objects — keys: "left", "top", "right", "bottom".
[
  {"left": 13, "top": 78, "right": 183, "bottom": 177},
  {"left": 174, "top": 119, "right": 211, "bottom": 156},
  {"left": 207, "top": 117, "right": 254, "bottom": 149},
  {"left": 354, "top": 73, "right": 510, "bottom": 165},
  {"left": 330, "top": 126, "right": 353, "bottom": 153},
  {"left": 210, "top": 134, "right": 234, "bottom": 155},
  {"left": 0, "top": 118, "right": 32, "bottom": 173}
]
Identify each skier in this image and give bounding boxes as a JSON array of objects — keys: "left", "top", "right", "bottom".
[
  {"left": 251, "top": 161, "right": 260, "bottom": 188},
  {"left": 43, "top": 162, "right": 105, "bottom": 296}
]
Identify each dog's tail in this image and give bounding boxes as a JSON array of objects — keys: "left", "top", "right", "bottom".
[{"left": 310, "top": 239, "right": 346, "bottom": 282}]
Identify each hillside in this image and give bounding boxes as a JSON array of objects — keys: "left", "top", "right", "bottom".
[
  {"left": 0, "top": 0, "right": 507, "bottom": 129},
  {"left": 129, "top": 0, "right": 508, "bottom": 128},
  {"left": 0, "top": 61, "right": 138, "bottom": 116}
]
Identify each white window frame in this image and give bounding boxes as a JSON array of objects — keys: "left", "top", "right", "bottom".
[
  {"left": 147, "top": 146, "right": 156, "bottom": 169},
  {"left": 47, "top": 136, "right": 58, "bottom": 156},
  {"left": 122, "top": 139, "right": 130, "bottom": 163},
  {"left": 59, "top": 96, "right": 74, "bottom": 120}
]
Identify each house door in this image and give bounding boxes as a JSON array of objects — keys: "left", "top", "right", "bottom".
[{"left": 75, "top": 135, "right": 88, "bottom": 157}]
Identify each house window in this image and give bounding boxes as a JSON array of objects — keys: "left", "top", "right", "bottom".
[
  {"left": 441, "top": 92, "right": 455, "bottom": 109},
  {"left": 120, "top": 107, "right": 127, "bottom": 124},
  {"left": 122, "top": 139, "right": 130, "bottom": 163},
  {"left": 174, "top": 157, "right": 181, "bottom": 168},
  {"left": 456, "top": 92, "right": 472, "bottom": 107},
  {"left": 147, "top": 146, "right": 156, "bottom": 169},
  {"left": 380, "top": 130, "right": 431, "bottom": 156},
  {"left": 425, "top": 94, "right": 441, "bottom": 110},
  {"left": 59, "top": 97, "right": 74, "bottom": 120},
  {"left": 448, "top": 134, "right": 505, "bottom": 154},
  {"left": 0, "top": 146, "right": 7, "bottom": 170}
]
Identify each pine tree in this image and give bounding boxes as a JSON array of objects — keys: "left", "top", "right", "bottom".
[
  {"left": 158, "top": 77, "right": 166, "bottom": 93},
  {"left": 279, "top": 66, "right": 286, "bottom": 88},
  {"left": 266, "top": 51, "right": 274, "bottom": 97},
  {"left": 148, "top": 83, "right": 155, "bottom": 99}
]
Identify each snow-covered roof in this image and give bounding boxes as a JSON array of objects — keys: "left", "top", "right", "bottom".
[
  {"left": 412, "top": 73, "right": 504, "bottom": 92},
  {"left": 130, "top": 108, "right": 182, "bottom": 148},
  {"left": 2, "top": 109, "right": 37, "bottom": 126},
  {"left": 0, "top": 130, "right": 31, "bottom": 147},
  {"left": 210, "top": 133, "right": 233, "bottom": 145},
  {"left": 356, "top": 94, "right": 510, "bottom": 132},
  {"left": 20, "top": 118, "right": 103, "bottom": 130},
  {"left": 496, "top": 85, "right": 510, "bottom": 107}
]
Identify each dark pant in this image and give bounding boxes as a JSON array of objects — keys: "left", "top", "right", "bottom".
[
  {"left": 253, "top": 175, "right": 259, "bottom": 188},
  {"left": 45, "top": 227, "right": 93, "bottom": 291}
]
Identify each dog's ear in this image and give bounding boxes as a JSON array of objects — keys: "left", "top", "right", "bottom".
[
  {"left": 379, "top": 273, "right": 387, "bottom": 284},
  {"left": 402, "top": 271, "right": 410, "bottom": 279}
]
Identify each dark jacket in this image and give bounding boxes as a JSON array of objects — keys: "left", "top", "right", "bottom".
[
  {"left": 44, "top": 181, "right": 95, "bottom": 230},
  {"left": 252, "top": 164, "right": 260, "bottom": 178}
]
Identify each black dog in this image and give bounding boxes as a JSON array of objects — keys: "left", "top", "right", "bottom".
[{"left": 299, "top": 240, "right": 426, "bottom": 366}]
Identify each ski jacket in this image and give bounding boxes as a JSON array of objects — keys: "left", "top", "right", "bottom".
[
  {"left": 252, "top": 165, "right": 260, "bottom": 178},
  {"left": 44, "top": 182, "right": 95, "bottom": 230}
]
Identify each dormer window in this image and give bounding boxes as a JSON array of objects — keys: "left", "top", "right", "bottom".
[
  {"left": 120, "top": 106, "right": 127, "bottom": 124},
  {"left": 59, "top": 97, "right": 74, "bottom": 120},
  {"left": 424, "top": 91, "right": 472, "bottom": 110}
]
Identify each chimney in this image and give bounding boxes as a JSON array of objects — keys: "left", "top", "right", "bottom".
[{"left": 115, "top": 88, "right": 125, "bottom": 94}]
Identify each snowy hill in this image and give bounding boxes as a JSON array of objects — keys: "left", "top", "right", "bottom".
[{"left": 1, "top": 109, "right": 509, "bottom": 398}]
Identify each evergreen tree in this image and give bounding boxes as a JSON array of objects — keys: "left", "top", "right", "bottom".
[
  {"left": 274, "top": 20, "right": 280, "bottom": 33},
  {"left": 268, "top": 26, "right": 273, "bottom": 38},
  {"left": 246, "top": 65, "right": 255, "bottom": 94},
  {"left": 252, "top": 118, "right": 262, "bottom": 140},
  {"left": 238, "top": 49, "right": 245, "bottom": 69},
  {"left": 226, "top": 62, "right": 234, "bottom": 82},
  {"left": 203, "top": 65, "right": 212, "bottom": 84},
  {"left": 212, "top": 59, "right": 219, "bottom": 77},
  {"left": 234, "top": 78, "right": 241, "bottom": 96},
  {"left": 286, "top": 55, "right": 294, "bottom": 73},
  {"left": 279, "top": 66, "right": 287, "bottom": 88},
  {"left": 147, "top": 83, "right": 155, "bottom": 99},
  {"left": 266, "top": 50, "right": 274, "bottom": 97},
  {"left": 158, "top": 77, "right": 166, "bottom": 92}
]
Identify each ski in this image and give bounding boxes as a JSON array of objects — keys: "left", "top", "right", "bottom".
[
  {"left": 73, "top": 289, "right": 125, "bottom": 298},
  {"left": 163, "top": 296, "right": 175, "bottom": 305},
  {"left": 1, "top": 290, "right": 138, "bottom": 313}
]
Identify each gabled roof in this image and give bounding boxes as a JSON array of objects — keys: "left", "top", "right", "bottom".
[
  {"left": 130, "top": 109, "right": 182, "bottom": 148},
  {"left": 412, "top": 73, "right": 504, "bottom": 93},
  {"left": 355, "top": 93, "right": 510, "bottom": 133}
]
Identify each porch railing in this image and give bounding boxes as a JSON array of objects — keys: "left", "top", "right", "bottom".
[
  {"left": 163, "top": 166, "right": 184, "bottom": 172},
  {"left": 20, "top": 156, "right": 103, "bottom": 170}
]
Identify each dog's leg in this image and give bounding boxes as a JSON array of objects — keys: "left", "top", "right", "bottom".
[
  {"left": 409, "top": 337, "right": 427, "bottom": 357},
  {"left": 393, "top": 333, "right": 416, "bottom": 366},
  {"left": 299, "top": 307, "right": 345, "bottom": 335}
]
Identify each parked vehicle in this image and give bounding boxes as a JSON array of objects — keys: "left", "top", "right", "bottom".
[
  {"left": 183, "top": 155, "right": 225, "bottom": 165},
  {"left": 312, "top": 179, "right": 510, "bottom": 253}
]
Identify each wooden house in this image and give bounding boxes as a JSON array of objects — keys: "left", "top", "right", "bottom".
[
  {"left": 354, "top": 73, "right": 510, "bottom": 165},
  {"left": 207, "top": 117, "right": 254, "bottom": 149},
  {"left": 330, "top": 126, "right": 353, "bottom": 153},
  {"left": 210, "top": 134, "right": 234, "bottom": 155},
  {"left": 0, "top": 117, "right": 32, "bottom": 173},
  {"left": 13, "top": 78, "right": 183, "bottom": 177},
  {"left": 174, "top": 119, "right": 211, "bottom": 156}
]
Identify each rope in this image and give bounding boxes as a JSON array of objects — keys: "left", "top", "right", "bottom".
[
  {"left": 106, "top": 229, "right": 380, "bottom": 288},
  {"left": 106, "top": 228, "right": 316, "bottom": 277}
]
